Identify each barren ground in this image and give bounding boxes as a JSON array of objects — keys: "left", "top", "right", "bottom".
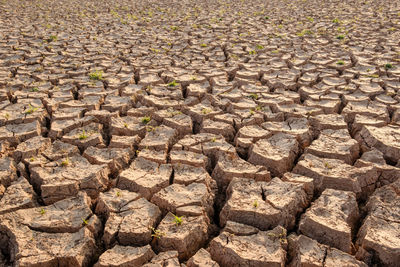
[{"left": 0, "top": 0, "right": 400, "bottom": 266}]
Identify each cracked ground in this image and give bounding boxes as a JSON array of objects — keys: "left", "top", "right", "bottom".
[{"left": 0, "top": 0, "right": 400, "bottom": 266}]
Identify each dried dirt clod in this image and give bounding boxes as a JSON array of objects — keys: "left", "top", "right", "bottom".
[
  {"left": 209, "top": 225, "right": 287, "bottom": 267},
  {"left": 187, "top": 248, "right": 219, "bottom": 267},
  {"left": 355, "top": 179, "right": 400, "bottom": 267},
  {"left": 96, "top": 188, "right": 161, "bottom": 247},
  {"left": 287, "top": 234, "right": 367, "bottom": 267},
  {"left": 299, "top": 189, "right": 359, "bottom": 253},
  {"left": 94, "top": 245, "right": 155, "bottom": 267},
  {"left": 142, "top": 250, "right": 181, "bottom": 267},
  {"left": 152, "top": 213, "right": 210, "bottom": 261},
  {"left": 248, "top": 133, "right": 299, "bottom": 177},
  {"left": 220, "top": 178, "right": 311, "bottom": 231}
]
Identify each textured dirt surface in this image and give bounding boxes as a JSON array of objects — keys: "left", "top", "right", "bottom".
[{"left": 0, "top": 0, "right": 400, "bottom": 266}]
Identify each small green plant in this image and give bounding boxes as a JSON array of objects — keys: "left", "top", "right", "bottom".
[
  {"left": 256, "top": 105, "right": 262, "bottom": 111},
  {"left": 173, "top": 214, "right": 183, "bottom": 226},
  {"left": 40, "top": 208, "right": 46, "bottom": 215},
  {"left": 150, "top": 227, "right": 165, "bottom": 239},
  {"left": 4, "top": 113, "right": 10, "bottom": 120},
  {"left": 249, "top": 50, "right": 256, "bottom": 55},
  {"left": 123, "top": 122, "right": 128, "bottom": 128},
  {"left": 89, "top": 70, "right": 103, "bottom": 80},
  {"left": 31, "top": 87, "right": 39, "bottom": 92},
  {"left": 168, "top": 80, "right": 179, "bottom": 87},
  {"left": 324, "top": 161, "right": 333, "bottom": 169},
  {"left": 48, "top": 35, "right": 57, "bottom": 42},
  {"left": 332, "top": 18, "right": 340, "bottom": 23},
  {"left": 306, "top": 16, "right": 314, "bottom": 22},
  {"left": 201, "top": 108, "right": 212, "bottom": 114},
  {"left": 253, "top": 200, "right": 259, "bottom": 208},
  {"left": 249, "top": 109, "right": 255, "bottom": 115},
  {"left": 81, "top": 217, "right": 88, "bottom": 225},
  {"left": 170, "top": 26, "right": 178, "bottom": 31},
  {"left": 141, "top": 116, "right": 151, "bottom": 124},
  {"left": 61, "top": 157, "right": 70, "bottom": 167},
  {"left": 336, "top": 35, "right": 345, "bottom": 40},
  {"left": 264, "top": 16, "right": 270, "bottom": 20},
  {"left": 337, "top": 60, "right": 345, "bottom": 65},
  {"left": 211, "top": 137, "right": 216, "bottom": 142},
  {"left": 297, "top": 29, "right": 312, "bottom": 37},
  {"left": 116, "top": 191, "right": 121, "bottom": 197},
  {"left": 29, "top": 156, "right": 35, "bottom": 162},
  {"left": 256, "top": 44, "right": 264, "bottom": 50},
  {"left": 248, "top": 93, "right": 259, "bottom": 100},
  {"left": 200, "top": 43, "right": 207, "bottom": 47},
  {"left": 25, "top": 104, "right": 38, "bottom": 114},
  {"left": 79, "top": 130, "right": 88, "bottom": 140},
  {"left": 384, "top": 63, "right": 393, "bottom": 70}
]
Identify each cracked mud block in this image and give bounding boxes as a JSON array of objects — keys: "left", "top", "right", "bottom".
[
  {"left": 299, "top": 189, "right": 359, "bottom": 253},
  {"left": 355, "top": 149, "right": 400, "bottom": 186},
  {"left": 61, "top": 122, "right": 104, "bottom": 150},
  {"left": 118, "top": 157, "right": 172, "bottom": 200},
  {"left": 288, "top": 234, "right": 367, "bottom": 267},
  {"left": 102, "top": 95, "right": 132, "bottom": 115},
  {"left": 94, "top": 245, "right": 155, "bottom": 267},
  {"left": 83, "top": 146, "right": 132, "bottom": 174},
  {"left": 183, "top": 102, "right": 223, "bottom": 126},
  {"left": 38, "top": 140, "right": 80, "bottom": 161},
  {"left": 261, "top": 117, "right": 312, "bottom": 148},
  {"left": 187, "top": 248, "right": 219, "bottom": 267},
  {"left": 248, "top": 133, "right": 299, "bottom": 177},
  {"left": 12, "top": 136, "right": 51, "bottom": 162},
  {"left": 48, "top": 116, "right": 96, "bottom": 139},
  {"left": 0, "top": 120, "right": 41, "bottom": 145},
  {"left": 309, "top": 114, "right": 348, "bottom": 135},
  {"left": 173, "top": 164, "right": 216, "bottom": 189},
  {"left": 0, "top": 177, "right": 38, "bottom": 215},
  {"left": 138, "top": 125, "right": 177, "bottom": 151},
  {"left": 351, "top": 114, "right": 387, "bottom": 136},
  {"left": 95, "top": 188, "right": 161, "bottom": 247},
  {"left": 85, "top": 109, "right": 119, "bottom": 125},
  {"left": 151, "top": 182, "right": 214, "bottom": 217},
  {"left": 342, "top": 101, "right": 389, "bottom": 123},
  {"left": 293, "top": 154, "right": 378, "bottom": 198},
  {"left": 52, "top": 107, "right": 85, "bottom": 121},
  {"left": 142, "top": 250, "right": 180, "bottom": 267},
  {"left": 137, "top": 148, "right": 168, "bottom": 164},
  {"left": 209, "top": 224, "right": 287, "bottom": 267},
  {"left": 109, "top": 135, "right": 141, "bottom": 150},
  {"left": 355, "top": 125, "right": 400, "bottom": 164},
  {"left": 30, "top": 155, "right": 109, "bottom": 204},
  {"left": 59, "top": 95, "right": 103, "bottom": 111},
  {"left": 356, "top": 180, "right": 400, "bottom": 266},
  {"left": 170, "top": 149, "right": 210, "bottom": 170},
  {"left": 220, "top": 178, "right": 311, "bottom": 231},
  {"left": 0, "top": 193, "right": 100, "bottom": 267},
  {"left": 305, "top": 129, "right": 360, "bottom": 164},
  {"left": 152, "top": 213, "right": 210, "bottom": 261},
  {"left": 0, "top": 98, "right": 48, "bottom": 126},
  {"left": 200, "top": 119, "right": 235, "bottom": 141},
  {"left": 212, "top": 153, "right": 270, "bottom": 189},
  {"left": 110, "top": 115, "right": 153, "bottom": 138},
  {"left": 0, "top": 157, "right": 17, "bottom": 190}
]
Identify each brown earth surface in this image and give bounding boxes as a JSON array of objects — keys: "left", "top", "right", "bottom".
[{"left": 0, "top": 0, "right": 400, "bottom": 266}]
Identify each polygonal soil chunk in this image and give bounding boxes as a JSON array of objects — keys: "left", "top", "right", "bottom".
[
  {"left": 137, "top": 148, "right": 168, "bottom": 164},
  {"left": 138, "top": 125, "right": 177, "bottom": 151},
  {"left": 0, "top": 157, "right": 17, "bottom": 189},
  {"left": 305, "top": 129, "right": 360, "bottom": 164},
  {"left": 187, "top": 248, "right": 219, "bottom": 267},
  {"left": 109, "top": 115, "right": 150, "bottom": 138},
  {"left": 356, "top": 125, "right": 400, "bottom": 164},
  {"left": 293, "top": 153, "right": 378, "bottom": 198},
  {"left": 356, "top": 180, "right": 400, "bottom": 267},
  {"left": 170, "top": 149, "right": 210, "bottom": 170},
  {"left": 355, "top": 148, "right": 400, "bottom": 186},
  {"left": 309, "top": 114, "right": 347, "bottom": 135},
  {"left": 142, "top": 250, "right": 180, "bottom": 267},
  {"left": 13, "top": 136, "right": 51, "bottom": 162},
  {"left": 0, "top": 177, "right": 38, "bottom": 215},
  {"left": 288, "top": 234, "right": 367, "bottom": 267},
  {"left": 48, "top": 116, "right": 96, "bottom": 139},
  {"left": 109, "top": 135, "right": 141, "bottom": 150},
  {"left": 102, "top": 95, "right": 132, "bottom": 115},
  {"left": 212, "top": 153, "right": 270, "bottom": 189},
  {"left": 351, "top": 114, "right": 387, "bottom": 136},
  {"left": 151, "top": 182, "right": 214, "bottom": 217},
  {"left": 200, "top": 119, "right": 235, "bottom": 141},
  {"left": 40, "top": 140, "right": 80, "bottom": 161},
  {"left": 94, "top": 245, "right": 155, "bottom": 267},
  {"left": 0, "top": 120, "right": 41, "bottom": 145},
  {"left": 152, "top": 213, "right": 210, "bottom": 261},
  {"left": 61, "top": 122, "right": 104, "bottom": 150},
  {"left": 260, "top": 117, "right": 313, "bottom": 148},
  {"left": 30, "top": 155, "right": 109, "bottom": 204},
  {"left": 248, "top": 133, "right": 299, "bottom": 177},
  {"left": 0, "top": 193, "right": 99, "bottom": 267},
  {"left": 209, "top": 225, "right": 287, "bottom": 267},
  {"left": 83, "top": 146, "right": 132, "bottom": 174},
  {"left": 299, "top": 189, "right": 359, "bottom": 253},
  {"left": 96, "top": 188, "right": 162, "bottom": 247},
  {"left": 220, "top": 178, "right": 311, "bottom": 231},
  {"left": 118, "top": 157, "right": 172, "bottom": 200},
  {"left": 342, "top": 100, "right": 389, "bottom": 123}
]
